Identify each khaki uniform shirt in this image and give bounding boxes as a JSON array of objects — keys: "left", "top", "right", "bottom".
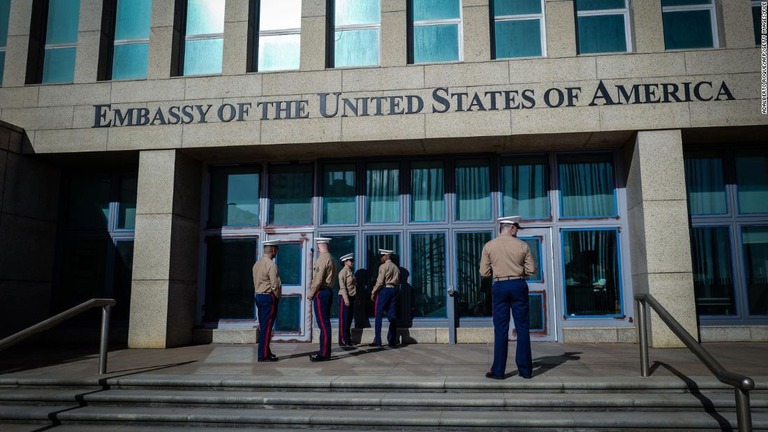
[
  {"left": 338, "top": 266, "right": 357, "bottom": 302},
  {"left": 309, "top": 251, "right": 336, "bottom": 300},
  {"left": 372, "top": 259, "right": 399, "bottom": 296},
  {"left": 479, "top": 234, "right": 535, "bottom": 279},
  {"left": 252, "top": 255, "right": 282, "bottom": 298}
]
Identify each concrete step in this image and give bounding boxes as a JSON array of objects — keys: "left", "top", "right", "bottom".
[{"left": 0, "top": 404, "right": 767, "bottom": 430}]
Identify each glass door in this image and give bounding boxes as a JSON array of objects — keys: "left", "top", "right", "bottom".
[
  {"left": 267, "top": 233, "right": 312, "bottom": 342},
  {"left": 518, "top": 228, "right": 557, "bottom": 342}
]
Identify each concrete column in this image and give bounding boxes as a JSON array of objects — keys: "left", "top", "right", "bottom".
[
  {"left": 720, "top": 0, "right": 755, "bottom": 48},
  {"left": 2, "top": 0, "right": 33, "bottom": 87},
  {"left": 381, "top": 0, "right": 406, "bottom": 67},
  {"left": 625, "top": 130, "right": 697, "bottom": 348},
  {"left": 300, "top": 0, "right": 326, "bottom": 71},
  {"left": 128, "top": 150, "right": 201, "bottom": 348},
  {"left": 463, "top": 0, "right": 491, "bottom": 62},
  {"left": 0, "top": 124, "right": 60, "bottom": 338},
  {"left": 147, "top": 0, "right": 177, "bottom": 79},
  {"left": 633, "top": 0, "right": 664, "bottom": 53},
  {"left": 545, "top": 0, "right": 577, "bottom": 58},
  {"left": 74, "top": 0, "right": 103, "bottom": 83},
  {"left": 222, "top": 0, "right": 250, "bottom": 75}
]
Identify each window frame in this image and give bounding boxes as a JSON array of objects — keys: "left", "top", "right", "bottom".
[
  {"left": 574, "top": 0, "right": 632, "bottom": 55},
  {"left": 661, "top": 0, "right": 719, "bottom": 50},
  {"left": 180, "top": 0, "right": 225, "bottom": 76},
  {"left": 491, "top": 0, "right": 546, "bottom": 59},
  {"left": 408, "top": 0, "right": 464, "bottom": 64},
  {"left": 106, "top": 0, "right": 151, "bottom": 81},
  {"left": 252, "top": 0, "right": 302, "bottom": 72},
  {"left": 329, "top": 0, "right": 381, "bottom": 68}
]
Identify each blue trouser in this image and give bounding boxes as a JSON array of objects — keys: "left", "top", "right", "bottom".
[
  {"left": 255, "top": 293, "right": 278, "bottom": 360},
  {"left": 491, "top": 279, "right": 532, "bottom": 378},
  {"left": 373, "top": 287, "right": 397, "bottom": 345},
  {"left": 338, "top": 294, "right": 355, "bottom": 345},
  {"left": 313, "top": 288, "right": 332, "bottom": 358}
]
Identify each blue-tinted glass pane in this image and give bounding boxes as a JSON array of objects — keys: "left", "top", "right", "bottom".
[
  {"left": 559, "top": 154, "right": 616, "bottom": 218},
  {"left": 577, "top": 14, "right": 627, "bottom": 54},
  {"left": 67, "top": 175, "right": 111, "bottom": 230},
  {"left": 269, "top": 164, "right": 313, "bottom": 226},
  {"left": 494, "top": 19, "right": 542, "bottom": 58},
  {"left": 276, "top": 243, "right": 302, "bottom": 285},
  {"left": 754, "top": 6, "right": 761, "bottom": 46},
  {"left": 663, "top": 10, "right": 714, "bottom": 49},
  {"left": 275, "top": 294, "right": 302, "bottom": 331},
  {"left": 115, "top": 0, "right": 151, "bottom": 40},
  {"left": 502, "top": 157, "right": 549, "bottom": 219},
  {"left": 203, "top": 238, "right": 258, "bottom": 321},
  {"left": 0, "top": 0, "right": 11, "bottom": 47},
  {"left": 493, "top": 0, "right": 541, "bottom": 16},
  {"left": 736, "top": 152, "right": 768, "bottom": 214},
  {"left": 575, "top": 0, "right": 625, "bottom": 11},
  {"left": 457, "top": 232, "right": 492, "bottom": 318},
  {"left": 323, "top": 163, "right": 356, "bottom": 224},
  {"left": 456, "top": 160, "right": 490, "bottom": 221},
  {"left": 258, "top": 34, "right": 300, "bottom": 71},
  {"left": 0, "top": 51, "right": 4, "bottom": 85},
  {"left": 367, "top": 162, "right": 400, "bottom": 223},
  {"left": 335, "top": 0, "right": 380, "bottom": 25},
  {"left": 520, "top": 238, "right": 543, "bottom": 282},
  {"left": 662, "top": 0, "right": 711, "bottom": 6},
  {"left": 684, "top": 156, "right": 727, "bottom": 215},
  {"left": 529, "top": 293, "right": 544, "bottom": 331},
  {"left": 209, "top": 167, "right": 260, "bottom": 227},
  {"left": 46, "top": 0, "right": 80, "bottom": 44},
  {"left": 411, "top": 233, "right": 447, "bottom": 318},
  {"left": 42, "top": 47, "right": 76, "bottom": 83},
  {"left": 563, "top": 229, "right": 621, "bottom": 316},
  {"left": 183, "top": 38, "right": 223, "bottom": 75},
  {"left": 412, "top": 0, "right": 460, "bottom": 21},
  {"left": 365, "top": 234, "right": 400, "bottom": 317},
  {"left": 411, "top": 161, "right": 444, "bottom": 222},
  {"left": 413, "top": 24, "right": 459, "bottom": 63},
  {"left": 118, "top": 173, "right": 137, "bottom": 229},
  {"left": 112, "top": 43, "right": 148, "bottom": 80},
  {"left": 186, "top": 0, "right": 225, "bottom": 36},
  {"left": 327, "top": 235, "right": 355, "bottom": 319},
  {"left": 743, "top": 226, "right": 768, "bottom": 315},
  {"left": 334, "top": 29, "right": 379, "bottom": 67},
  {"left": 691, "top": 227, "right": 735, "bottom": 316},
  {"left": 259, "top": 0, "right": 301, "bottom": 31}
]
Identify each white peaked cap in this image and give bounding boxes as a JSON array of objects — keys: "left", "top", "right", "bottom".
[
  {"left": 315, "top": 237, "right": 332, "bottom": 244},
  {"left": 497, "top": 215, "right": 522, "bottom": 225},
  {"left": 379, "top": 249, "right": 394, "bottom": 255},
  {"left": 340, "top": 253, "right": 354, "bottom": 262}
]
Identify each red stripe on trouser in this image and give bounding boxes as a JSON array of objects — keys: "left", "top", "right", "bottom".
[
  {"left": 339, "top": 297, "right": 345, "bottom": 343},
  {"left": 316, "top": 295, "right": 330, "bottom": 357}
]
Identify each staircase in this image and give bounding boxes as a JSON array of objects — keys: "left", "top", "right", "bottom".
[{"left": 1, "top": 374, "right": 767, "bottom": 430}]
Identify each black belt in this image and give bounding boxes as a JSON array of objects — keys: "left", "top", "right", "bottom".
[{"left": 494, "top": 276, "right": 523, "bottom": 282}]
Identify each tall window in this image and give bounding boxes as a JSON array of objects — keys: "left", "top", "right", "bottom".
[
  {"left": 562, "top": 229, "right": 621, "bottom": 317},
  {"left": 182, "top": 0, "right": 225, "bottom": 76},
  {"left": 753, "top": 1, "right": 763, "bottom": 46},
  {"left": 109, "top": 0, "right": 151, "bottom": 80},
  {"left": 501, "top": 155, "right": 549, "bottom": 219},
  {"left": 42, "top": 0, "right": 81, "bottom": 83},
  {"left": 558, "top": 153, "right": 616, "bottom": 218},
  {"left": 662, "top": 0, "right": 718, "bottom": 50},
  {"left": 322, "top": 163, "right": 356, "bottom": 225},
  {"left": 0, "top": 0, "right": 10, "bottom": 85},
  {"left": 743, "top": 226, "right": 768, "bottom": 316},
  {"left": 455, "top": 159, "right": 491, "bottom": 221},
  {"left": 268, "top": 164, "right": 313, "bottom": 226},
  {"left": 204, "top": 238, "right": 258, "bottom": 321},
  {"left": 254, "top": 0, "right": 301, "bottom": 71},
  {"left": 574, "top": 0, "right": 630, "bottom": 54},
  {"left": 410, "top": 0, "right": 462, "bottom": 63},
  {"left": 208, "top": 166, "right": 260, "bottom": 228},
  {"left": 411, "top": 233, "right": 447, "bottom": 318},
  {"left": 456, "top": 231, "right": 492, "bottom": 317},
  {"left": 411, "top": 160, "right": 445, "bottom": 222},
  {"left": 331, "top": 0, "right": 380, "bottom": 67},
  {"left": 492, "top": 0, "right": 544, "bottom": 59},
  {"left": 691, "top": 227, "right": 735, "bottom": 315},
  {"left": 366, "top": 162, "right": 400, "bottom": 223},
  {"left": 735, "top": 151, "right": 768, "bottom": 214},
  {"left": 684, "top": 154, "right": 727, "bottom": 215}
]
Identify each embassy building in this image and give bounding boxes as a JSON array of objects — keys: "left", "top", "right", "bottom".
[{"left": 0, "top": 0, "right": 766, "bottom": 349}]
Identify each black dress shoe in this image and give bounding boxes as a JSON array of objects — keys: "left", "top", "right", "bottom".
[
  {"left": 309, "top": 354, "right": 330, "bottom": 362},
  {"left": 485, "top": 372, "right": 504, "bottom": 380},
  {"left": 368, "top": 342, "right": 382, "bottom": 347},
  {"left": 387, "top": 343, "right": 399, "bottom": 348},
  {"left": 258, "top": 357, "right": 278, "bottom": 362},
  {"left": 519, "top": 374, "right": 533, "bottom": 379}
]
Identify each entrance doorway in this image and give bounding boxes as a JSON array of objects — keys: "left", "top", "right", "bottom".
[
  {"left": 267, "top": 233, "right": 313, "bottom": 342},
  {"left": 517, "top": 228, "right": 557, "bottom": 342}
]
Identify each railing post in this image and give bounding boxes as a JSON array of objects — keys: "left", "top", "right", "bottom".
[
  {"left": 637, "top": 298, "right": 650, "bottom": 377},
  {"left": 735, "top": 386, "right": 752, "bottom": 432},
  {"left": 99, "top": 305, "right": 111, "bottom": 375}
]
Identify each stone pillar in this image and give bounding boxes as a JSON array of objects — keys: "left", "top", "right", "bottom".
[
  {"left": 720, "top": 0, "right": 755, "bottom": 48},
  {"left": 128, "top": 150, "right": 201, "bottom": 348},
  {"left": 625, "top": 130, "right": 697, "bottom": 348},
  {"left": 633, "top": 0, "right": 664, "bottom": 53},
  {"left": 545, "top": 0, "right": 577, "bottom": 57},
  {"left": 381, "top": 0, "right": 406, "bottom": 67},
  {"left": 74, "top": 0, "right": 103, "bottom": 83},
  {"left": 0, "top": 123, "right": 60, "bottom": 338},
  {"left": 2, "top": 0, "right": 33, "bottom": 87},
  {"left": 147, "top": 0, "right": 177, "bottom": 79},
  {"left": 463, "top": 0, "right": 491, "bottom": 62},
  {"left": 222, "top": 0, "right": 250, "bottom": 75},
  {"left": 300, "top": 0, "right": 326, "bottom": 71}
]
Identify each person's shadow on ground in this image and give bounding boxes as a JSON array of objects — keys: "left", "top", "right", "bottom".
[{"left": 525, "top": 351, "right": 582, "bottom": 378}]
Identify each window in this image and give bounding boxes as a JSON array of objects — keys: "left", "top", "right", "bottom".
[
  {"left": 208, "top": 166, "right": 260, "bottom": 228},
  {"left": 254, "top": 0, "right": 301, "bottom": 71},
  {"left": 574, "top": 0, "right": 630, "bottom": 54},
  {"left": 455, "top": 159, "right": 491, "bottom": 221},
  {"left": 457, "top": 231, "right": 492, "bottom": 318},
  {"left": 268, "top": 164, "right": 313, "bottom": 226},
  {"left": 325, "top": 234, "right": 355, "bottom": 318},
  {"left": 492, "top": 0, "right": 544, "bottom": 59},
  {"left": 204, "top": 238, "right": 258, "bottom": 321},
  {"left": 365, "top": 233, "right": 400, "bottom": 316},
  {"left": 743, "top": 226, "right": 768, "bottom": 315},
  {"left": 684, "top": 153, "right": 727, "bottom": 215},
  {"left": 0, "top": 0, "right": 10, "bottom": 85},
  {"left": 411, "top": 232, "right": 447, "bottom": 318},
  {"left": 182, "top": 0, "right": 225, "bottom": 76},
  {"left": 109, "top": 0, "right": 151, "bottom": 80},
  {"left": 322, "top": 163, "right": 356, "bottom": 225},
  {"left": 409, "top": 0, "right": 462, "bottom": 63},
  {"left": 366, "top": 162, "right": 400, "bottom": 223},
  {"left": 735, "top": 151, "right": 768, "bottom": 214},
  {"left": 662, "top": 0, "right": 718, "bottom": 50},
  {"left": 558, "top": 153, "right": 616, "bottom": 218},
  {"left": 691, "top": 227, "right": 736, "bottom": 315},
  {"left": 331, "top": 0, "right": 380, "bottom": 67},
  {"left": 411, "top": 160, "right": 445, "bottom": 222},
  {"left": 42, "top": 0, "right": 81, "bottom": 84},
  {"left": 753, "top": 1, "right": 763, "bottom": 46},
  {"left": 501, "top": 155, "right": 549, "bottom": 220},
  {"left": 562, "top": 229, "right": 622, "bottom": 317}
]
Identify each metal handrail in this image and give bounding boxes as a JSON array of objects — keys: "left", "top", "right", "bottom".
[
  {"left": 635, "top": 293, "right": 754, "bottom": 432},
  {"left": 0, "top": 298, "right": 115, "bottom": 375}
]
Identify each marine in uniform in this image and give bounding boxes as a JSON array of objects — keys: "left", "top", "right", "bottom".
[
  {"left": 253, "top": 240, "right": 282, "bottom": 362},
  {"left": 308, "top": 237, "right": 337, "bottom": 362},
  {"left": 479, "top": 216, "right": 535, "bottom": 379},
  {"left": 370, "top": 249, "right": 400, "bottom": 348},
  {"left": 337, "top": 253, "right": 357, "bottom": 346}
]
